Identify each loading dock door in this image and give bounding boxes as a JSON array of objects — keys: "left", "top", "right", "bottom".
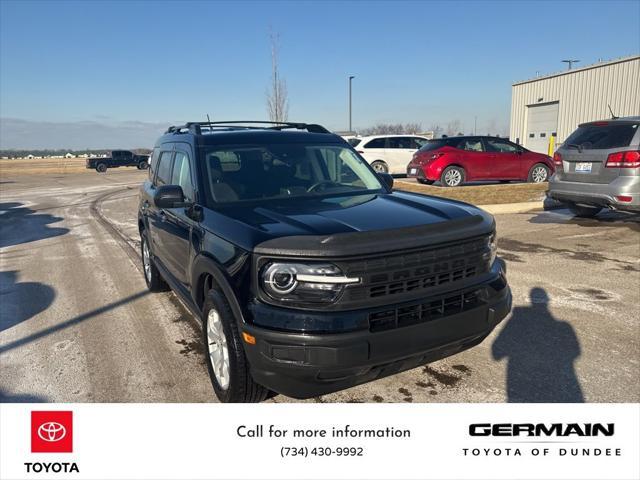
[{"left": 525, "top": 102, "right": 559, "bottom": 154}]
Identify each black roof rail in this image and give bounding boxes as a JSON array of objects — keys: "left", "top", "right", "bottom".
[{"left": 164, "top": 121, "right": 331, "bottom": 135}]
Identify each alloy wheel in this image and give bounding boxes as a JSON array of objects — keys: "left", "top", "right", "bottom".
[
  {"left": 142, "top": 239, "right": 151, "bottom": 282},
  {"left": 444, "top": 169, "right": 462, "bottom": 186},
  {"left": 207, "top": 308, "right": 230, "bottom": 390},
  {"left": 532, "top": 166, "right": 548, "bottom": 183}
]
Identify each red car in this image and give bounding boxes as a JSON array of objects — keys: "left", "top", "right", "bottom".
[{"left": 406, "top": 136, "right": 554, "bottom": 187}]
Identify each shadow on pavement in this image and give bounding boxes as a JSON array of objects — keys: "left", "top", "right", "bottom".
[
  {"left": 0, "top": 290, "right": 150, "bottom": 354},
  {"left": 527, "top": 208, "right": 640, "bottom": 231},
  {"left": 0, "top": 270, "right": 55, "bottom": 332},
  {"left": 0, "top": 202, "right": 69, "bottom": 248},
  {"left": 0, "top": 388, "right": 49, "bottom": 403},
  {"left": 492, "top": 287, "right": 584, "bottom": 402}
]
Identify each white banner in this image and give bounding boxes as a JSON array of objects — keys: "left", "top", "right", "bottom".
[{"left": 1, "top": 403, "right": 638, "bottom": 480}]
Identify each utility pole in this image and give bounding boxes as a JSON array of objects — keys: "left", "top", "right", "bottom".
[
  {"left": 561, "top": 59, "right": 580, "bottom": 70},
  {"left": 474, "top": 116, "right": 477, "bottom": 135},
  {"left": 348, "top": 75, "right": 355, "bottom": 132}
]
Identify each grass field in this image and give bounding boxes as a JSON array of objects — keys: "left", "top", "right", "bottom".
[
  {"left": 0, "top": 157, "right": 90, "bottom": 176},
  {"left": 394, "top": 179, "right": 548, "bottom": 205}
]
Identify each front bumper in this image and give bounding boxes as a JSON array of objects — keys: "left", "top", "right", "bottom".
[
  {"left": 242, "top": 264, "right": 511, "bottom": 399},
  {"left": 547, "top": 174, "right": 640, "bottom": 211}
]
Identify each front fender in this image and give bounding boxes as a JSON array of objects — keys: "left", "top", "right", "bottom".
[{"left": 191, "top": 254, "right": 247, "bottom": 326}]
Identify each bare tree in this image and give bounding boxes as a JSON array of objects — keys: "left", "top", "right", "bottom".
[
  {"left": 428, "top": 124, "right": 444, "bottom": 138},
  {"left": 360, "top": 122, "right": 423, "bottom": 136},
  {"left": 266, "top": 30, "right": 289, "bottom": 122},
  {"left": 445, "top": 120, "right": 461, "bottom": 136}
]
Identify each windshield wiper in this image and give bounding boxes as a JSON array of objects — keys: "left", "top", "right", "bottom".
[{"left": 567, "top": 143, "right": 583, "bottom": 152}]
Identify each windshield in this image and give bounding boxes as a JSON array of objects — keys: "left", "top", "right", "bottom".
[{"left": 201, "top": 143, "right": 384, "bottom": 204}]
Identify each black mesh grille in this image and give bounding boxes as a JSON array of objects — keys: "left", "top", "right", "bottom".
[
  {"left": 341, "top": 236, "right": 490, "bottom": 303},
  {"left": 369, "top": 290, "right": 483, "bottom": 332}
]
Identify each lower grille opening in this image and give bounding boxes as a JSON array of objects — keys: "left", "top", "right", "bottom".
[{"left": 368, "top": 289, "right": 483, "bottom": 332}]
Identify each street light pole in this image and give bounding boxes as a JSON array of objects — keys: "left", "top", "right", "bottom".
[{"left": 348, "top": 75, "right": 355, "bottom": 132}]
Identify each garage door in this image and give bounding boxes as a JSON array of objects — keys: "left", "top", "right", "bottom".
[{"left": 525, "top": 102, "right": 559, "bottom": 154}]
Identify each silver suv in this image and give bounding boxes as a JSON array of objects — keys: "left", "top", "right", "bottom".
[{"left": 548, "top": 117, "right": 640, "bottom": 217}]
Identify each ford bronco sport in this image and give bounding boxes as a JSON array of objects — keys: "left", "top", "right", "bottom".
[{"left": 138, "top": 121, "right": 512, "bottom": 402}]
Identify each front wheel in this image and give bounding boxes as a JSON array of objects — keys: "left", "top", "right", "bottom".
[
  {"left": 141, "top": 231, "right": 168, "bottom": 292},
  {"left": 203, "top": 290, "right": 270, "bottom": 403},
  {"left": 441, "top": 166, "right": 465, "bottom": 187},
  {"left": 568, "top": 204, "right": 601, "bottom": 218},
  {"left": 370, "top": 160, "right": 388, "bottom": 174},
  {"left": 96, "top": 163, "right": 107, "bottom": 173},
  {"left": 528, "top": 163, "right": 550, "bottom": 183},
  {"left": 137, "top": 161, "right": 148, "bottom": 170}
]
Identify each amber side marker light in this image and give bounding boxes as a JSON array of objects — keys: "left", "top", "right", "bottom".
[{"left": 242, "top": 332, "right": 256, "bottom": 345}]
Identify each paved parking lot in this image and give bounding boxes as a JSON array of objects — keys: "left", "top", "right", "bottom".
[{"left": 1, "top": 170, "right": 638, "bottom": 403}]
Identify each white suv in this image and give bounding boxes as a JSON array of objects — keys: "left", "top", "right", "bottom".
[{"left": 353, "top": 135, "right": 430, "bottom": 174}]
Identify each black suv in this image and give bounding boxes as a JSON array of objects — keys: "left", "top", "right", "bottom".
[{"left": 138, "top": 121, "right": 512, "bottom": 402}]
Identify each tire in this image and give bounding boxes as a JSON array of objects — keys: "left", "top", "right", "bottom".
[
  {"left": 96, "top": 163, "right": 107, "bottom": 173},
  {"left": 568, "top": 204, "right": 602, "bottom": 218},
  {"left": 203, "top": 289, "right": 270, "bottom": 403},
  {"left": 137, "top": 161, "right": 148, "bottom": 170},
  {"left": 417, "top": 178, "right": 435, "bottom": 185},
  {"left": 528, "top": 163, "right": 550, "bottom": 183},
  {"left": 371, "top": 160, "right": 388, "bottom": 174},
  {"left": 440, "top": 166, "right": 465, "bottom": 187},
  {"left": 141, "top": 230, "right": 169, "bottom": 292}
]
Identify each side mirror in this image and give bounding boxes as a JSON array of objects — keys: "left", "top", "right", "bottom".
[
  {"left": 378, "top": 173, "right": 394, "bottom": 190},
  {"left": 516, "top": 147, "right": 524, "bottom": 154},
  {"left": 153, "top": 184, "right": 190, "bottom": 209}
]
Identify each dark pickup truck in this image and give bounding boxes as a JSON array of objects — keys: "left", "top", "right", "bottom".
[{"left": 86, "top": 150, "right": 150, "bottom": 172}]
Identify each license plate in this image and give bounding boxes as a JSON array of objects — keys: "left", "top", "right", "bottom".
[
  {"left": 410, "top": 168, "right": 417, "bottom": 175},
  {"left": 575, "top": 162, "right": 592, "bottom": 173}
]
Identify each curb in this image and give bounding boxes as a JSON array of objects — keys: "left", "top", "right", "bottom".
[
  {"left": 477, "top": 201, "right": 544, "bottom": 214},
  {"left": 478, "top": 197, "right": 564, "bottom": 215}
]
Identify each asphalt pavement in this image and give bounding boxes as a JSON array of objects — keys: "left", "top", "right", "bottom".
[{"left": 1, "top": 170, "right": 638, "bottom": 403}]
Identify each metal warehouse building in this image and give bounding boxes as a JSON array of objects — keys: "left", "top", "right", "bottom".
[{"left": 510, "top": 55, "right": 640, "bottom": 154}]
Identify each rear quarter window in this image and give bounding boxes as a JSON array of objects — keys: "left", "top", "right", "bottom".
[
  {"left": 363, "top": 138, "right": 386, "bottom": 149},
  {"left": 418, "top": 140, "right": 447, "bottom": 151},
  {"left": 565, "top": 123, "right": 639, "bottom": 149}
]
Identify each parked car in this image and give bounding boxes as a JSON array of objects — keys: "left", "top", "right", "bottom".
[
  {"left": 354, "top": 135, "right": 430, "bottom": 174},
  {"left": 548, "top": 117, "right": 640, "bottom": 217},
  {"left": 406, "top": 136, "right": 554, "bottom": 187},
  {"left": 86, "top": 150, "right": 149, "bottom": 173},
  {"left": 138, "top": 121, "right": 511, "bottom": 402}
]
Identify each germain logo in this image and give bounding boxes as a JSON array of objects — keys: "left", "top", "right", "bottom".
[{"left": 469, "top": 423, "right": 614, "bottom": 437}]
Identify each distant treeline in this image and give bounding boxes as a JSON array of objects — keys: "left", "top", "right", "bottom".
[{"left": 0, "top": 148, "right": 152, "bottom": 159}]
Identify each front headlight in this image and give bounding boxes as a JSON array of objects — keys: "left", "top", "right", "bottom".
[{"left": 261, "top": 262, "right": 360, "bottom": 304}]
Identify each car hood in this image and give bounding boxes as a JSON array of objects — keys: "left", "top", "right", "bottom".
[{"left": 204, "top": 191, "right": 495, "bottom": 257}]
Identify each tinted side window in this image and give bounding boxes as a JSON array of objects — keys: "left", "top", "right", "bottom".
[
  {"left": 457, "top": 138, "right": 484, "bottom": 152},
  {"left": 155, "top": 151, "right": 173, "bottom": 186},
  {"left": 485, "top": 139, "right": 517, "bottom": 153},
  {"left": 148, "top": 148, "right": 158, "bottom": 179},
  {"left": 171, "top": 152, "right": 194, "bottom": 201},
  {"left": 564, "top": 123, "right": 639, "bottom": 149},
  {"left": 412, "top": 137, "right": 428, "bottom": 148},
  {"left": 388, "top": 137, "right": 413, "bottom": 149},
  {"left": 364, "top": 138, "right": 386, "bottom": 149}
]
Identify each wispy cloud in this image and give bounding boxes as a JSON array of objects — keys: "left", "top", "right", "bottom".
[{"left": 0, "top": 118, "right": 173, "bottom": 149}]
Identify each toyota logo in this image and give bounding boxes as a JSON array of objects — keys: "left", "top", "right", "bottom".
[{"left": 37, "top": 422, "right": 66, "bottom": 442}]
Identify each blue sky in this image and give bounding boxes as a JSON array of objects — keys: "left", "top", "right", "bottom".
[{"left": 1, "top": 0, "right": 638, "bottom": 148}]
